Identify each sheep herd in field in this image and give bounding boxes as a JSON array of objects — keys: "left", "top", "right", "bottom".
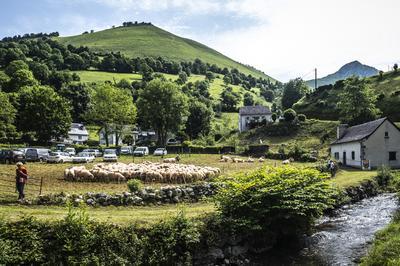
[
  {"left": 219, "top": 155, "right": 265, "bottom": 163},
  {"left": 64, "top": 161, "right": 220, "bottom": 184}
]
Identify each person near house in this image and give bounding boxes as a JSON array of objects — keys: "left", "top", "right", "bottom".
[
  {"left": 15, "top": 162, "right": 28, "bottom": 201},
  {"left": 329, "top": 160, "right": 337, "bottom": 177}
]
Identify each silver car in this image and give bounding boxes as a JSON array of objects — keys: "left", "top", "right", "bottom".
[
  {"left": 73, "top": 152, "right": 95, "bottom": 163},
  {"left": 47, "top": 152, "right": 73, "bottom": 163}
]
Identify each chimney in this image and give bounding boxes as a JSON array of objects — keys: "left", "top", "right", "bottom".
[{"left": 337, "top": 124, "right": 348, "bottom": 139}]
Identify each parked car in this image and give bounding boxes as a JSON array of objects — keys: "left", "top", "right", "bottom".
[
  {"left": 153, "top": 148, "right": 167, "bottom": 156},
  {"left": 166, "top": 138, "right": 181, "bottom": 145},
  {"left": 0, "top": 149, "right": 26, "bottom": 164},
  {"left": 103, "top": 149, "right": 118, "bottom": 162},
  {"left": 47, "top": 151, "right": 73, "bottom": 163},
  {"left": 133, "top": 147, "right": 149, "bottom": 156},
  {"left": 82, "top": 149, "right": 102, "bottom": 157},
  {"left": 65, "top": 147, "right": 76, "bottom": 156},
  {"left": 73, "top": 152, "right": 95, "bottom": 163},
  {"left": 120, "top": 146, "right": 133, "bottom": 155},
  {"left": 25, "top": 148, "right": 50, "bottom": 162}
]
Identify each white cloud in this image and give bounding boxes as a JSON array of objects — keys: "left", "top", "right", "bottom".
[{"left": 202, "top": 0, "right": 400, "bottom": 81}]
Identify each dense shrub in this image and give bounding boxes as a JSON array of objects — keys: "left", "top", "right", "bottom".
[
  {"left": 127, "top": 179, "right": 143, "bottom": 193},
  {"left": 376, "top": 165, "right": 393, "bottom": 186},
  {"left": 283, "top": 108, "right": 297, "bottom": 122},
  {"left": 214, "top": 166, "right": 337, "bottom": 234},
  {"left": 298, "top": 114, "right": 306, "bottom": 122}
]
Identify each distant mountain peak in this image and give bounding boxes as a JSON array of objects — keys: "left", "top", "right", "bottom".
[{"left": 307, "top": 60, "right": 379, "bottom": 88}]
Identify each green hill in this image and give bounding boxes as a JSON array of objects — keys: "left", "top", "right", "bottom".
[
  {"left": 57, "top": 25, "right": 275, "bottom": 81},
  {"left": 294, "top": 70, "right": 400, "bottom": 121}
]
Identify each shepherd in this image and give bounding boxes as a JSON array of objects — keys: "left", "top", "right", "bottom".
[{"left": 15, "top": 162, "right": 28, "bottom": 202}]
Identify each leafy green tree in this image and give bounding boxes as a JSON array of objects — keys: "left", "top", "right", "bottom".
[
  {"left": 261, "top": 89, "right": 274, "bottom": 102},
  {"left": 223, "top": 74, "right": 232, "bottom": 85},
  {"left": 64, "top": 54, "right": 85, "bottom": 70},
  {"left": 0, "top": 91, "right": 17, "bottom": 141},
  {"left": 4, "top": 48, "right": 26, "bottom": 65},
  {"left": 338, "top": 76, "right": 380, "bottom": 125},
  {"left": 137, "top": 79, "right": 188, "bottom": 145},
  {"left": 29, "top": 62, "right": 50, "bottom": 83},
  {"left": 185, "top": 101, "right": 214, "bottom": 139},
  {"left": 0, "top": 71, "right": 10, "bottom": 90},
  {"left": 271, "top": 113, "right": 277, "bottom": 122},
  {"left": 298, "top": 114, "right": 306, "bottom": 122},
  {"left": 205, "top": 71, "right": 215, "bottom": 82},
  {"left": 16, "top": 85, "right": 72, "bottom": 143},
  {"left": 7, "top": 69, "right": 38, "bottom": 92},
  {"left": 176, "top": 71, "right": 188, "bottom": 85},
  {"left": 281, "top": 78, "right": 309, "bottom": 109},
  {"left": 85, "top": 84, "right": 136, "bottom": 146},
  {"left": 394, "top": 63, "right": 398, "bottom": 72},
  {"left": 220, "top": 87, "right": 241, "bottom": 112},
  {"left": 243, "top": 92, "right": 255, "bottom": 106},
  {"left": 283, "top": 108, "right": 297, "bottom": 122},
  {"left": 5, "top": 60, "right": 29, "bottom": 76},
  {"left": 59, "top": 83, "right": 90, "bottom": 122}
]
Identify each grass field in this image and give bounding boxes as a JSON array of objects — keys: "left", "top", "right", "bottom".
[
  {"left": 57, "top": 25, "right": 274, "bottom": 81},
  {"left": 0, "top": 155, "right": 378, "bottom": 225},
  {"left": 73, "top": 70, "right": 142, "bottom": 83}
]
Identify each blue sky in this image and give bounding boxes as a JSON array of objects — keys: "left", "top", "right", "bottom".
[{"left": 1, "top": 0, "right": 399, "bottom": 81}]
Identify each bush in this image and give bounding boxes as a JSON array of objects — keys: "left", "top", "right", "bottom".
[
  {"left": 376, "top": 165, "right": 393, "bottom": 186},
  {"left": 283, "top": 108, "right": 297, "bottom": 122},
  {"left": 215, "top": 166, "right": 337, "bottom": 234},
  {"left": 127, "top": 179, "right": 143, "bottom": 193},
  {"left": 298, "top": 114, "right": 306, "bottom": 122}
]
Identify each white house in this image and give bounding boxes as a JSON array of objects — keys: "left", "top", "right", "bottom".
[
  {"left": 330, "top": 118, "right": 400, "bottom": 169},
  {"left": 238, "top": 105, "right": 272, "bottom": 132},
  {"left": 65, "top": 123, "right": 89, "bottom": 144}
]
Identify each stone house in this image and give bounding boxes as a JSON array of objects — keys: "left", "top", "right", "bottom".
[
  {"left": 330, "top": 117, "right": 400, "bottom": 169},
  {"left": 238, "top": 106, "right": 272, "bottom": 132}
]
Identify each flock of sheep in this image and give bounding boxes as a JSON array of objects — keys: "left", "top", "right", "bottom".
[
  {"left": 64, "top": 161, "right": 221, "bottom": 184},
  {"left": 219, "top": 155, "right": 294, "bottom": 164}
]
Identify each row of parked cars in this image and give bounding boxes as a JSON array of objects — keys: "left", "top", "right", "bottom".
[{"left": 0, "top": 146, "right": 169, "bottom": 164}]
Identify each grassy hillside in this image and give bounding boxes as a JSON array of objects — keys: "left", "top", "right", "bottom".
[
  {"left": 295, "top": 70, "right": 400, "bottom": 121},
  {"left": 58, "top": 25, "right": 274, "bottom": 81},
  {"left": 221, "top": 119, "right": 339, "bottom": 156}
]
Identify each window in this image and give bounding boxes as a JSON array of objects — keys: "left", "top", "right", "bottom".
[
  {"left": 334, "top": 152, "right": 339, "bottom": 160},
  {"left": 351, "top": 151, "right": 355, "bottom": 160},
  {"left": 78, "top": 135, "right": 82, "bottom": 140},
  {"left": 389, "top": 152, "right": 397, "bottom": 161},
  {"left": 385, "top": 132, "right": 389, "bottom": 138}
]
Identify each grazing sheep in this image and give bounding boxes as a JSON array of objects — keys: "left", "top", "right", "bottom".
[
  {"left": 232, "top": 157, "right": 244, "bottom": 163},
  {"left": 258, "top": 156, "right": 265, "bottom": 162},
  {"left": 163, "top": 155, "right": 181, "bottom": 163},
  {"left": 246, "top": 157, "right": 255, "bottom": 163},
  {"left": 220, "top": 155, "right": 232, "bottom": 162},
  {"left": 282, "top": 158, "right": 294, "bottom": 164}
]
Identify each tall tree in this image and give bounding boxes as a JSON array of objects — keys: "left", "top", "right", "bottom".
[
  {"left": 17, "top": 85, "right": 72, "bottom": 143},
  {"left": 185, "top": 101, "right": 214, "bottom": 139},
  {"left": 59, "top": 83, "right": 90, "bottom": 122},
  {"left": 220, "top": 87, "right": 241, "bottom": 112},
  {"left": 0, "top": 91, "right": 17, "bottom": 141},
  {"left": 243, "top": 92, "right": 255, "bottom": 106},
  {"left": 338, "top": 76, "right": 380, "bottom": 125},
  {"left": 85, "top": 84, "right": 136, "bottom": 146},
  {"left": 137, "top": 79, "right": 188, "bottom": 145},
  {"left": 281, "top": 78, "right": 309, "bottom": 109}
]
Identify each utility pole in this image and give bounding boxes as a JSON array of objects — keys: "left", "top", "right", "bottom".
[{"left": 314, "top": 68, "right": 317, "bottom": 90}]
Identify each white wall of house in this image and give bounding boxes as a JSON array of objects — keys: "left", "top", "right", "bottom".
[
  {"left": 331, "top": 142, "right": 362, "bottom": 168},
  {"left": 239, "top": 114, "right": 272, "bottom": 132},
  {"left": 68, "top": 134, "right": 88, "bottom": 144},
  {"left": 364, "top": 120, "right": 400, "bottom": 168}
]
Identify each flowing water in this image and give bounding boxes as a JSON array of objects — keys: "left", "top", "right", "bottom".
[{"left": 290, "top": 193, "right": 398, "bottom": 265}]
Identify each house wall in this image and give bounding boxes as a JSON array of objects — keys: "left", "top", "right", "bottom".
[
  {"left": 364, "top": 120, "right": 400, "bottom": 168},
  {"left": 239, "top": 114, "right": 272, "bottom": 132},
  {"left": 331, "top": 142, "right": 362, "bottom": 168},
  {"left": 69, "top": 134, "right": 89, "bottom": 144}
]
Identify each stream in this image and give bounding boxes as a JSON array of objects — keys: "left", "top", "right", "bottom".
[
  {"left": 290, "top": 193, "right": 398, "bottom": 265},
  {"left": 258, "top": 193, "right": 399, "bottom": 265}
]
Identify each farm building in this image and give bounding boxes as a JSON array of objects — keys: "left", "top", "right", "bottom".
[
  {"left": 330, "top": 117, "right": 400, "bottom": 169},
  {"left": 64, "top": 123, "right": 89, "bottom": 144},
  {"left": 238, "top": 105, "right": 272, "bottom": 132}
]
